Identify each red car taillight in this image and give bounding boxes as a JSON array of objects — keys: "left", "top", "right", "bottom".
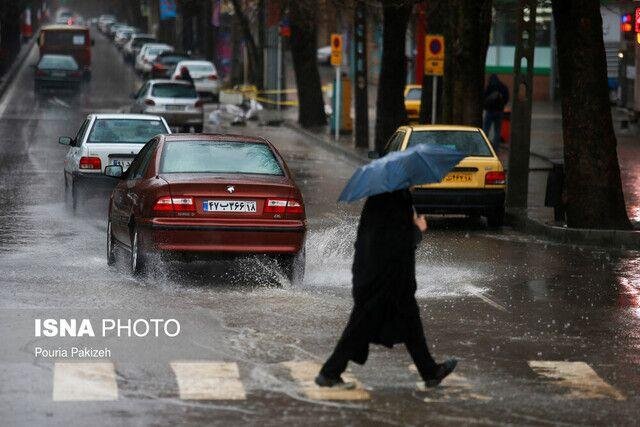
[
  {"left": 153, "top": 63, "right": 166, "bottom": 71},
  {"left": 485, "top": 171, "right": 506, "bottom": 185},
  {"left": 144, "top": 99, "right": 155, "bottom": 106},
  {"left": 264, "top": 198, "right": 304, "bottom": 215},
  {"left": 70, "top": 71, "right": 82, "bottom": 78},
  {"left": 35, "top": 70, "right": 47, "bottom": 77},
  {"left": 79, "top": 156, "right": 102, "bottom": 170},
  {"left": 208, "top": 74, "right": 218, "bottom": 80},
  {"left": 153, "top": 196, "right": 196, "bottom": 213},
  {"left": 195, "top": 99, "right": 204, "bottom": 108}
]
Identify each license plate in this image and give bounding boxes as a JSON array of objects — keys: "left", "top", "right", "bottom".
[
  {"left": 166, "top": 105, "right": 184, "bottom": 111},
  {"left": 203, "top": 200, "right": 257, "bottom": 213},
  {"left": 444, "top": 173, "right": 473, "bottom": 183},
  {"left": 51, "top": 71, "right": 66, "bottom": 77},
  {"left": 111, "top": 158, "right": 133, "bottom": 170}
]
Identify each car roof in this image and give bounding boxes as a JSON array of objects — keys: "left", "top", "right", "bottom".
[
  {"left": 148, "top": 79, "right": 191, "bottom": 86},
  {"left": 162, "top": 134, "right": 268, "bottom": 144},
  {"left": 142, "top": 43, "right": 173, "bottom": 50},
  {"left": 89, "top": 114, "right": 166, "bottom": 121},
  {"left": 158, "top": 51, "right": 189, "bottom": 57},
  {"left": 132, "top": 34, "right": 154, "bottom": 39},
  {"left": 41, "top": 24, "right": 89, "bottom": 31},
  {"left": 177, "top": 60, "right": 214, "bottom": 66},
  {"left": 406, "top": 125, "right": 482, "bottom": 132},
  {"left": 406, "top": 84, "right": 421, "bottom": 90}
]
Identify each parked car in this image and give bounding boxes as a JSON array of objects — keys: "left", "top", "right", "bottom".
[
  {"left": 130, "top": 80, "right": 203, "bottom": 133},
  {"left": 38, "top": 24, "right": 94, "bottom": 79},
  {"left": 170, "top": 60, "right": 220, "bottom": 101},
  {"left": 123, "top": 34, "right": 157, "bottom": 62},
  {"left": 384, "top": 125, "right": 506, "bottom": 227},
  {"left": 105, "top": 133, "right": 306, "bottom": 284},
  {"left": 404, "top": 84, "right": 422, "bottom": 122},
  {"left": 150, "top": 51, "right": 190, "bottom": 79},
  {"left": 98, "top": 15, "right": 116, "bottom": 33},
  {"left": 317, "top": 45, "right": 331, "bottom": 65},
  {"left": 59, "top": 114, "right": 171, "bottom": 211},
  {"left": 34, "top": 54, "right": 82, "bottom": 93},
  {"left": 113, "top": 27, "right": 137, "bottom": 49},
  {"left": 135, "top": 43, "right": 173, "bottom": 76}
]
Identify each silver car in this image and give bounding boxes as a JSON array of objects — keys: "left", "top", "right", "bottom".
[{"left": 130, "top": 80, "right": 203, "bottom": 133}]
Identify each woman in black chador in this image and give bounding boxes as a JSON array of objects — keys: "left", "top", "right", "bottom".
[{"left": 316, "top": 189, "right": 457, "bottom": 388}]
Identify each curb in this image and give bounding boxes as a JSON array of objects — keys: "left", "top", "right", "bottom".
[
  {"left": 508, "top": 212, "right": 640, "bottom": 250},
  {"left": 0, "top": 36, "right": 38, "bottom": 101},
  {"left": 283, "top": 121, "right": 368, "bottom": 165}
]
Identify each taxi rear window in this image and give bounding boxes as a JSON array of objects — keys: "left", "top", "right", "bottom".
[{"left": 407, "top": 130, "right": 492, "bottom": 157}]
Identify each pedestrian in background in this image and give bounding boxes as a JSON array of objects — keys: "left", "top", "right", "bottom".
[
  {"left": 316, "top": 189, "right": 457, "bottom": 389},
  {"left": 179, "top": 66, "right": 194, "bottom": 85},
  {"left": 483, "top": 74, "right": 510, "bottom": 150}
]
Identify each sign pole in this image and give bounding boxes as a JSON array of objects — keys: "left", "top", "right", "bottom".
[
  {"left": 335, "top": 66, "right": 341, "bottom": 141},
  {"left": 330, "top": 33, "right": 343, "bottom": 141},
  {"left": 424, "top": 34, "right": 445, "bottom": 123},
  {"left": 431, "top": 76, "right": 437, "bottom": 124}
]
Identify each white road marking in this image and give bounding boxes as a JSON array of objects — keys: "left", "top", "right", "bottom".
[
  {"left": 170, "top": 361, "right": 246, "bottom": 400},
  {"left": 528, "top": 361, "right": 625, "bottom": 400},
  {"left": 50, "top": 97, "right": 71, "bottom": 109},
  {"left": 52, "top": 362, "right": 118, "bottom": 401},
  {"left": 282, "top": 360, "right": 370, "bottom": 401},
  {"left": 409, "top": 364, "right": 491, "bottom": 402}
]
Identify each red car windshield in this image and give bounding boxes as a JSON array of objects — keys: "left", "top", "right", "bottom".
[{"left": 161, "top": 141, "right": 284, "bottom": 176}]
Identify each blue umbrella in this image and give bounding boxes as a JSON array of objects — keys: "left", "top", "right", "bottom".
[{"left": 338, "top": 144, "right": 466, "bottom": 203}]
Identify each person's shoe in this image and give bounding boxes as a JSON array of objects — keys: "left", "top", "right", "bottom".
[
  {"left": 424, "top": 359, "right": 458, "bottom": 388},
  {"left": 314, "top": 373, "right": 356, "bottom": 389}
]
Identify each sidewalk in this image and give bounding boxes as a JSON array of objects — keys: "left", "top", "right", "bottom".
[{"left": 283, "top": 100, "right": 640, "bottom": 248}]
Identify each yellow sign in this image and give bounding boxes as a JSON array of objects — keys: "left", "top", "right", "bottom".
[
  {"left": 425, "top": 60, "right": 444, "bottom": 76},
  {"left": 425, "top": 34, "right": 445, "bottom": 76},
  {"left": 330, "top": 33, "right": 343, "bottom": 67}
]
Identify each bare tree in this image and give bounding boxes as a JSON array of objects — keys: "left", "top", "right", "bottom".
[
  {"left": 552, "top": 0, "right": 631, "bottom": 229},
  {"left": 289, "top": 0, "right": 326, "bottom": 128},
  {"left": 374, "top": 0, "right": 413, "bottom": 152},
  {"left": 440, "top": 0, "right": 493, "bottom": 126}
]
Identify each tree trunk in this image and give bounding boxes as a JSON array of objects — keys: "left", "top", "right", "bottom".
[
  {"left": 419, "top": 0, "right": 446, "bottom": 124},
  {"left": 552, "top": 0, "right": 631, "bottom": 229},
  {"left": 374, "top": 1, "right": 412, "bottom": 153},
  {"left": 230, "top": 0, "right": 262, "bottom": 88},
  {"left": 289, "top": 0, "right": 326, "bottom": 128},
  {"left": 441, "top": 0, "right": 492, "bottom": 126}
]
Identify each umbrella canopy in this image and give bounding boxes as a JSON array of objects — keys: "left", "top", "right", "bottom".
[{"left": 338, "top": 144, "right": 466, "bottom": 203}]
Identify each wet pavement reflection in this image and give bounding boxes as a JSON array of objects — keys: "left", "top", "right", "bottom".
[{"left": 0, "top": 31, "right": 638, "bottom": 426}]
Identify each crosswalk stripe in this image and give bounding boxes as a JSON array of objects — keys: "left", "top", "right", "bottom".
[
  {"left": 170, "top": 361, "right": 246, "bottom": 400},
  {"left": 409, "top": 364, "right": 491, "bottom": 402},
  {"left": 282, "top": 360, "right": 370, "bottom": 401},
  {"left": 528, "top": 361, "right": 625, "bottom": 400},
  {"left": 52, "top": 362, "right": 118, "bottom": 401}
]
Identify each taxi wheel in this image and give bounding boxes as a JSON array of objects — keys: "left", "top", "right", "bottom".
[
  {"left": 107, "top": 220, "right": 116, "bottom": 266},
  {"left": 130, "top": 226, "right": 147, "bottom": 276}
]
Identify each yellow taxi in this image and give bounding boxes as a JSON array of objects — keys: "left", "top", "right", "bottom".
[
  {"left": 404, "top": 84, "right": 422, "bottom": 122},
  {"left": 383, "top": 125, "right": 506, "bottom": 226}
]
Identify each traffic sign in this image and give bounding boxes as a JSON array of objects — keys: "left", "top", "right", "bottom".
[
  {"left": 330, "top": 34, "right": 343, "bottom": 67},
  {"left": 425, "top": 34, "right": 445, "bottom": 76}
]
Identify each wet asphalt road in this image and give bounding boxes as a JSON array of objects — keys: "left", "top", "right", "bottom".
[{"left": 0, "top": 33, "right": 639, "bottom": 426}]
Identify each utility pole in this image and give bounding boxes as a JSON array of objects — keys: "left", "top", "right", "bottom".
[
  {"left": 506, "top": 0, "right": 536, "bottom": 213},
  {"left": 353, "top": 0, "right": 369, "bottom": 148}
]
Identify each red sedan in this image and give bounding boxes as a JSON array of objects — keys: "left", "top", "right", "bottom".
[{"left": 105, "top": 134, "right": 306, "bottom": 284}]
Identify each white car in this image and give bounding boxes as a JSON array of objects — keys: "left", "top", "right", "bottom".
[
  {"left": 317, "top": 46, "right": 331, "bottom": 65},
  {"left": 60, "top": 114, "right": 170, "bottom": 210},
  {"left": 170, "top": 60, "right": 220, "bottom": 101},
  {"left": 135, "top": 43, "right": 173, "bottom": 75},
  {"left": 123, "top": 34, "right": 156, "bottom": 62}
]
